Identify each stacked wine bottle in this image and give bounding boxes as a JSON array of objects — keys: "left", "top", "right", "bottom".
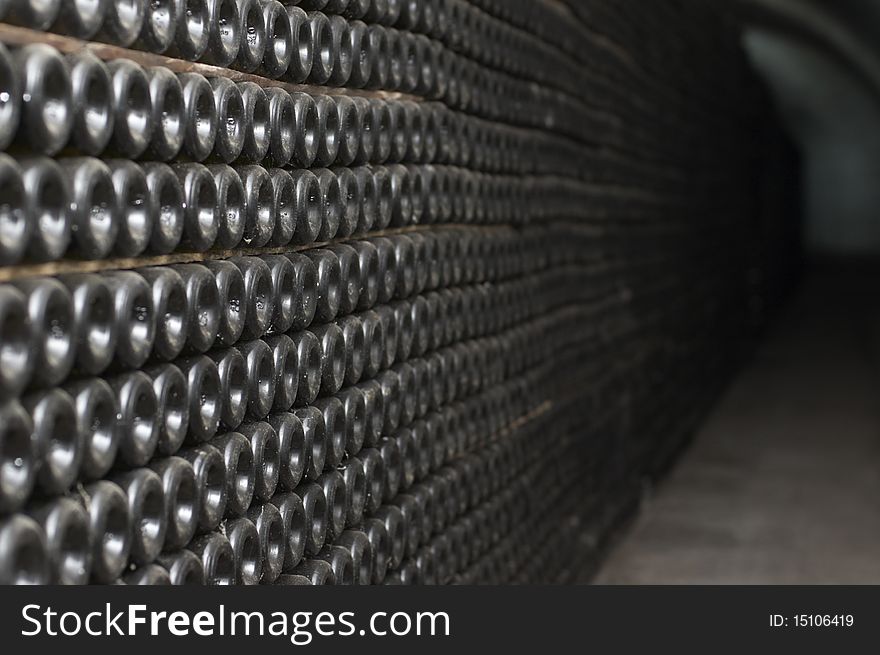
[{"left": 0, "top": 0, "right": 799, "bottom": 584}]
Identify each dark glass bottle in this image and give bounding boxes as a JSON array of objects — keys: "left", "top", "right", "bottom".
[
  {"left": 290, "top": 407, "right": 321, "bottom": 480},
  {"left": 172, "top": 163, "right": 218, "bottom": 251},
  {"left": 327, "top": 14, "right": 352, "bottom": 86},
  {"left": 351, "top": 96, "right": 375, "bottom": 164},
  {"left": 0, "top": 515, "right": 49, "bottom": 585},
  {"left": 145, "top": 362, "right": 190, "bottom": 456},
  {"left": 65, "top": 377, "right": 119, "bottom": 480},
  {"left": 58, "top": 157, "right": 118, "bottom": 259},
  {"left": 225, "top": 516, "right": 261, "bottom": 584},
  {"left": 240, "top": 420, "right": 280, "bottom": 502},
  {"left": 305, "top": 248, "right": 341, "bottom": 322},
  {"left": 238, "top": 82, "right": 270, "bottom": 163},
  {"left": 82, "top": 480, "right": 131, "bottom": 583},
  {"left": 149, "top": 456, "right": 199, "bottom": 550},
  {"left": 236, "top": 339, "right": 276, "bottom": 419},
  {"left": 259, "top": 0, "right": 292, "bottom": 79},
  {"left": 346, "top": 20, "right": 372, "bottom": 89},
  {"left": 231, "top": 255, "right": 274, "bottom": 339},
  {"left": 290, "top": 330, "right": 322, "bottom": 407},
  {"left": 136, "top": 0, "right": 178, "bottom": 53},
  {"left": 362, "top": 515, "right": 388, "bottom": 583},
  {"left": 306, "top": 10, "right": 333, "bottom": 84},
  {"left": 13, "top": 44, "right": 72, "bottom": 155},
  {"left": 318, "top": 469, "right": 351, "bottom": 544},
  {"left": 288, "top": 170, "right": 322, "bottom": 245},
  {"left": 336, "top": 529, "right": 371, "bottom": 585},
  {"left": 0, "top": 155, "right": 28, "bottom": 265},
  {"left": 98, "top": 0, "right": 146, "bottom": 47},
  {"left": 66, "top": 52, "right": 113, "bottom": 156},
  {"left": 267, "top": 411, "right": 305, "bottom": 491},
  {"left": 179, "top": 72, "right": 217, "bottom": 162},
  {"left": 284, "top": 6, "right": 313, "bottom": 83},
  {"left": 12, "top": 277, "right": 75, "bottom": 388},
  {"left": 235, "top": 0, "right": 266, "bottom": 72},
  {"left": 211, "top": 431, "right": 254, "bottom": 517},
  {"left": 313, "top": 543, "right": 353, "bottom": 584},
  {"left": 179, "top": 356, "right": 222, "bottom": 442},
  {"left": 335, "top": 313, "right": 366, "bottom": 386},
  {"left": 203, "top": 259, "right": 246, "bottom": 347},
  {"left": 179, "top": 443, "right": 227, "bottom": 532},
  {"left": 170, "top": 263, "right": 220, "bottom": 353},
  {"left": 5, "top": 0, "right": 61, "bottom": 30},
  {"left": 349, "top": 241, "right": 379, "bottom": 310},
  {"left": 23, "top": 388, "right": 80, "bottom": 495},
  {"left": 103, "top": 270, "right": 156, "bottom": 368},
  {"left": 156, "top": 549, "right": 205, "bottom": 584},
  {"left": 107, "top": 59, "right": 153, "bottom": 158},
  {"left": 167, "top": 0, "right": 210, "bottom": 61},
  {"left": 28, "top": 497, "right": 90, "bottom": 584},
  {"left": 293, "top": 479, "right": 327, "bottom": 556},
  {"left": 107, "top": 160, "right": 152, "bottom": 257},
  {"left": 333, "top": 95, "right": 359, "bottom": 167},
  {"left": 264, "top": 87, "right": 293, "bottom": 167},
  {"left": 203, "top": 0, "right": 242, "bottom": 67},
  {"left": 111, "top": 468, "right": 166, "bottom": 565},
  {"left": 269, "top": 491, "right": 306, "bottom": 571},
  {"left": 142, "top": 162, "right": 184, "bottom": 254},
  {"left": 286, "top": 252, "right": 318, "bottom": 330},
  {"left": 246, "top": 501, "right": 285, "bottom": 582},
  {"left": 187, "top": 532, "right": 235, "bottom": 585},
  {"left": 312, "top": 95, "right": 339, "bottom": 168},
  {"left": 335, "top": 384, "right": 366, "bottom": 454},
  {"left": 313, "top": 396, "right": 345, "bottom": 468},
  {"left": 262, "top": 253, "right": 297, "bottom": 333},
  {"left": 237, "top": 165, "right": 276, "bottom": 247},
  {"left": 145, "top": 66, "right": 185, "bottom": 161},
  {"left": 0, "top": 43, "right": 21, "bottom": 152},
  {"left": 136, "top": 266, "right": 189, "bottom": 361},
  {"left": 267, "top": 169, "right": 296, "bottom": 248},
  {"left": 109, "top": 371, "right": 160, "bottom": 468},
  {"left": 207, "top": 164, "right": 246, "bottom": 248},
  {"left": 327, "top": 242, "right": 361, "bottom": 315},
  {"left": 0, "top": 400, "right": 36, "bottom": 513},
  {"left": 333, "top": 166, "right": 360, "bottom": 238},
  {"left": 205, "top": 346, "right": 247, "bottom": 430},
  {"left": 209, "top": 77, "right": 245, "bottom": 163},
  {"left": 314, "top": 168, "right": 341, "bottom": 241}
]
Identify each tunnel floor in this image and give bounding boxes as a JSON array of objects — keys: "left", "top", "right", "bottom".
[{"left": 595, "top": 268, "right": 880, "bottom": 584}]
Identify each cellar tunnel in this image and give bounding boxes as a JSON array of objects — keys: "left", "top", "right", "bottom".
[{"left": 596, "top": 0, "right": 880, "bottom": 583}]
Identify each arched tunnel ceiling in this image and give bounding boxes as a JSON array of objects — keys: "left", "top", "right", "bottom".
[
  {"left": 735, "top": 0, "right": 880, "bottom": 98},
  {"left": 732, "top": 0, "right": 880, "bottom": 254}
]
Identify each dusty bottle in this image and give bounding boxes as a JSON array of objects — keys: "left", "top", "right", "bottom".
[
  {"left": 29, "top": 497, "right": 91, "bottom": 584},
  {"left": 12, "top": 277, "right": 75, "bottom": 388},
  {"left": 0, "top": 156, "right": 28, "bottom": 265},
  {"left": 235, "top": 0, "right": 267, "bottom": 72},
  {"left": 107, "top": 59, "right": 153, "bottom": 158},
  {"left": 82, "top": 480, "right": 131, "bottom": 583},
  {"left": 23, "top": 388, "right": 81, "bottom": 495},
  {"left": 14, "top": 44, "right": 72, "bottom": 155},
  {"left": 98, "top": 0, "right": 146, "bottom": 46},
  {"left": 145, "top": 66, "right": 185, "bottom": 161},
  {"left": 103, "top": 271, "right": 156, "bottom": 368},
  {"left": 0, "top": 400, "right": 36, "bottom": 513},
  {"left": 209, "top": 77, "right": 245, "bottom": 163}
]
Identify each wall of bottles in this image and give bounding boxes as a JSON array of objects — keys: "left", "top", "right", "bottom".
[{"left": 0, "top": 0, "right": 799, "bottom": 584}]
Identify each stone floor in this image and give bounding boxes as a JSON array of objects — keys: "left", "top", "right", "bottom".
[{"left": 596, "top": 269, "right": 880, "bottom": 584}]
